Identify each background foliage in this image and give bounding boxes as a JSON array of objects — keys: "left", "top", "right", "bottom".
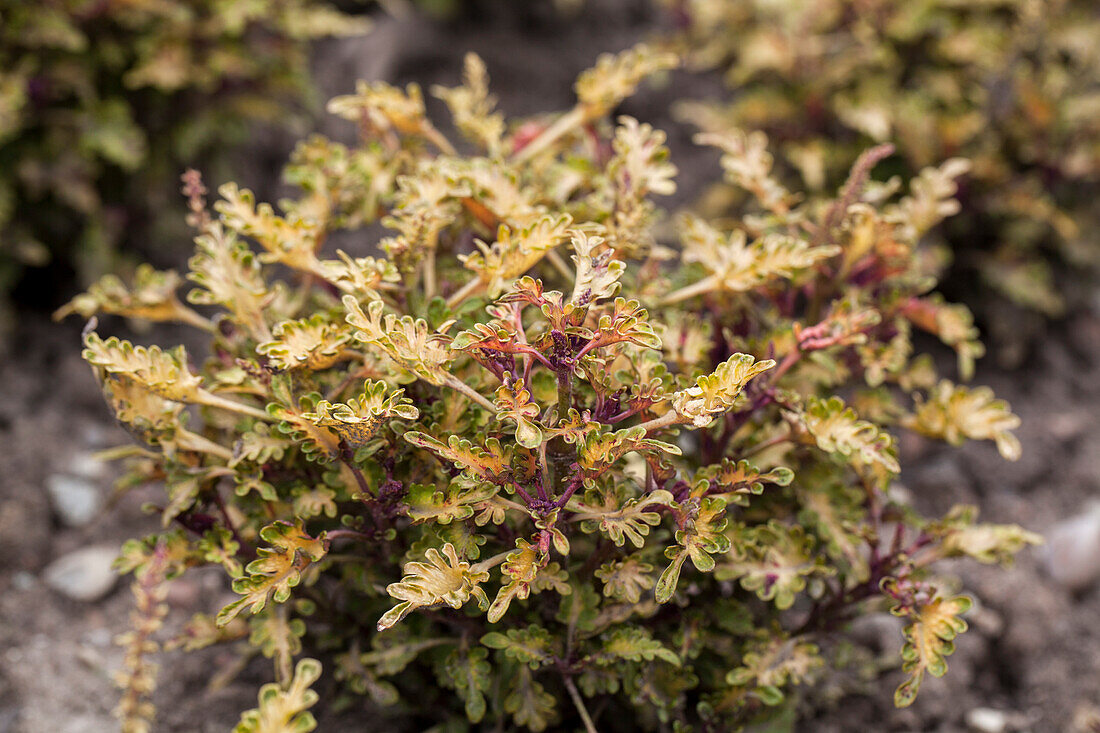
[
  {"left": 663, "top": 0, "right": 1100, "bottom": 354},
  {"left": 0, "top": 0, "right": 369, "bottom": 319}
]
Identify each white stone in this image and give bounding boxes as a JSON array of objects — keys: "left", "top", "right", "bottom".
[
  {"left": 46, "top": 474, "right": 102, "bottom": 527},
  {"left": 1043, "top": 501, "right": 1100, "bottom": 591},
  {"left": 66, "top": 451, "right": 107, "bottom": 480},
  {"left": 966, "top": 707, "right": 1009, "bottom": 733},
  {"left": 11, "top": 571, "right": 35, "bottom": 591},
  {"left": 42, "top": 546, "right": 118, "bottom": 602}
]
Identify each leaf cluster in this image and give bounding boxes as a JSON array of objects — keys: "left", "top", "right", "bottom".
[
  {"left": 665, "top": 0, "right": 1100, "bottom": 329},
  {"left": 0, "top": 0, "right": 369, "bottom": 323}
]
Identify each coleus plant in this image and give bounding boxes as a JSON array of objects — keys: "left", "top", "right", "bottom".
[
  {"left": 62, "top": 46, "right": 1040, "bottom": 732},
  {"left": 661, "top": 0, "right": 1100, "bottom": 346}
]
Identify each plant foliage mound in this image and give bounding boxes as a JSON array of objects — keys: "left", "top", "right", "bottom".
[
  {"left": 63, "top": 46, "right": 1040, "bottom": 732},
  {"left": 0, "top": 0, "right": 369, "bottom": 316},
  {"left": 664, "top": 0, "right": 1100, "bottom": 331}
]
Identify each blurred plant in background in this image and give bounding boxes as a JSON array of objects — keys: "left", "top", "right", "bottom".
[
  {"left": 62, "top": 46, "right": 1039, "bottom": 731},
  {"left": 0, "top": 0, "right": 370, "bottom": 324},
  {"left": 662, "top": 0, "right": 1100, "bottom": 354}
]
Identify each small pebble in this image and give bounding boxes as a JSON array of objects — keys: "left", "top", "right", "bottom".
[
  {"left": 11, "top": 571, "right": 35, "bottom": 591},
  {"left": 45, "top": 474, "right": 101, "bottom": 527},
  {"left": 75, "top": 645, "right": 105, "bottom": 671},
  {"left": 42, "top": 546, "right": 119, "bottom": 602},
  {"left": 1046, "top": 411, "right": 1090, "bottom": 441},
  {"left": 886, "top": 482, "right": 912, "bottom": 505},
  {"left": 83, "top": 627, "right": 113, "bottom": 647},
  {"left": 966, "top": 707, "right": 1009, "bottom": 733},
  {"left": 1043, "top": 502, "right": 1100, "bottom": 591},
  {"left": 1071, "top": 703, "right": 1100, "bottom": 733},
  {"left": 66, "top": 451, "right": 107, "bottom": 480}
]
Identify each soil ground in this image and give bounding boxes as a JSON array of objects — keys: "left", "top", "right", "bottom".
[{"left": 2, "top": 2, "right": 1098, "bottom": 731}]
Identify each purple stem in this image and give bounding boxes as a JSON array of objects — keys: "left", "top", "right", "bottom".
[
  {"left": 551, "top": 469, "right": 586, "bottom": 510},
  {"left": 513, "top": 483, "right": 536, "bottom": 507}
]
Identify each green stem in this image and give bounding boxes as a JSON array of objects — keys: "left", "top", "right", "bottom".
[
  {"left": 546, "top": 369, "right": 575, "bottom": 494},
  {"left": 195, "top": 391, "right": 273, "bottom": 422},
  {"left": 444, "top": 375, "right": 498, "bottom": 414},
  {"left": 325, "top": 529, "right": 372, "bottom": 542},
  {"left": 555, "top": 369, "right": 572, "bottom": 424},
  {"left": 634, "top": 410, "right": 683, "bottom": 434},
  {"left": 741, "top": 430, "right": 792, "bottom": 458},
  {"left": 495, "top": 496, "right": 529, "bottom": 514},
  {"left": 545, "top": 249, "right": 574, "bottom": 281},
  {"left": 472, "top": 549, "right": 513, "bottom": 574},
  {"left": 656, "top": 275, "right": 718, "bottom": 306},
  {"left": 176, "top": 429, "right": 234, "bottom": 461},
  {"left": 422, "top": 122, "right": 457, "bottom": 156},
  {"left": 446, "top": 276, "right": 484, "bottom": 310},
  {"left": 404, "top": 268, "right": 423, "bottom": 316},
  {"left": 173, "top": 304, "right": 217, "bottom": 333},
  {"left": 423, "top": 246, "right": 437, "bottom": 301},
  {"left": 513, "top": 106, "right": 587, "bottom": 163},
  {"left": 562, "top": 673, "right": 598, "bottom": 733},
  {"left": 341, "top": 452, "right": 373, "bottom": 498}
]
